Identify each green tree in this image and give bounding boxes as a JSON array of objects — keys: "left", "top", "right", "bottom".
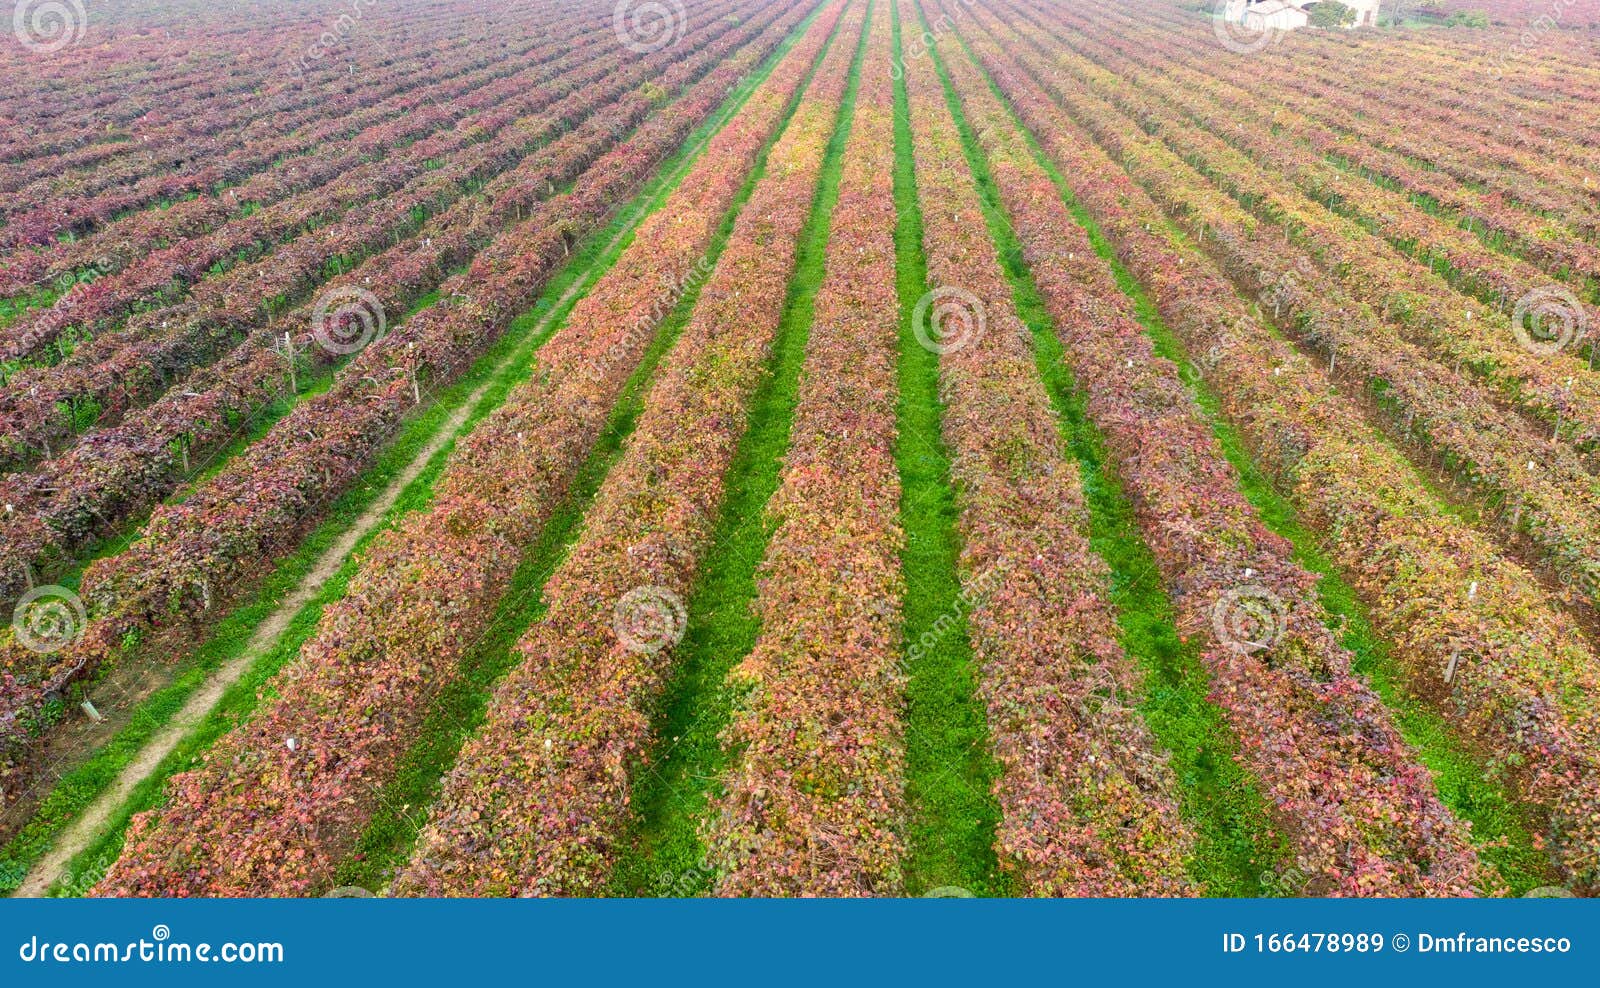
[{"left": 1308, "top": 1, "right": 1358, "bottom": 26}]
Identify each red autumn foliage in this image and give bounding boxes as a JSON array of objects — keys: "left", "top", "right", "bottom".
[
  {"left": 90, "top": 0, "right": 836, "bottom": 897},
  {"left": 393, "top": 0, "right": 866, "bottom": 898},
  {"left": 707, "top": 0, "right": 908, "bottom": 897},
  {"left": 900, "top": 1, "right": 1195, "bottom": 896}
]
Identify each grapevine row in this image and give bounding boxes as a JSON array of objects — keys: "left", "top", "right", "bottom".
[
  {"left": 393, "top": 0, "right": 866, "bottom": 898},
  {"left": 959, "top": 0, "right": 1600, "bottom": 892},
  {"left": 0, "top": 0, "right": 758, "bottom": 604},
  {"left": 0, "top": 0, "right": 810, "bottom": 806},
  {"left": 932, "top": 0, "right": 1483, "bottom": 895},
  {"left": 87, "top": 0, "right": 838, "bottom": 896},
  {"left": 898, "top": 0, "right": 1194, "bottom": 897},
  {"left": 705, "top": 0, "right": 906, "bottom": 897}
]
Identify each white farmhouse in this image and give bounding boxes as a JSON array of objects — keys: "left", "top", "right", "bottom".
[
  {"left": 1338, "top": 0, "right": 1383, "bottom": 25},
  {"left": 1223, "top": 0, "right": 1382, "bottom": 30},
  {"left": 1236, "top": 0, "right": 1309, "bottom": 30}
]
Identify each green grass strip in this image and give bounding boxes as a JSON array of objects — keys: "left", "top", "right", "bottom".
[
  {"left": 608, "top": 6, "right": 870, "bottom": 898},
  {"left": 945, "top": 22, "right": 1552, "bottom": 895},
  {"left": 332, "top": 245, "right": 695, "bottom": 893},
  {"left": 1060, "top": 169, "right": 1552, "bottom": 895},
  {"left": 0, "top": 283, "right": 66, "bottom": 335},
  {"left": 31, "top": 288, "right": 579, "bottom": 898},
  {"left": 890, "top": 0, "right": 1006, "bottom": 899},
  {"left": 5, "top": 8, "right": 832, "bottom": 894},
  {"left": 923, "top": 8, "right": 1283, "bottom": 896},
  {"left": 334, "top": 5, "right": 854, "bottom": 886}
]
